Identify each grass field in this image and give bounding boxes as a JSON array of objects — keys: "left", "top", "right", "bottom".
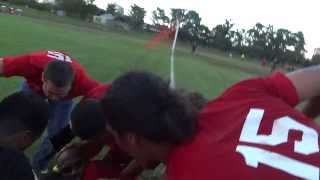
[
  {"left": 0, "top": 13, "right": 270, "bottom": 98},
  {"left": 1, "top": 9, "right": 317, "bottom": 178}
]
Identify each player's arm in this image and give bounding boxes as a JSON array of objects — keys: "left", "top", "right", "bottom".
[
  {"left": 0, "top": 57, "right": 4, "bottom": 75},
  {"left": 56, "top": 140, "right": 104, "bottom": 177},
  {"left": 0, "top": 54, "right": 32, "bottom": 77},
  {"left": 287, "top": 65, "right": 320, "bottom": 118}
]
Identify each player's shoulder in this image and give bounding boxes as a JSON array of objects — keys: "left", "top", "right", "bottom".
[
  {"left": 215, "top": 74, "right": 286, "bottom": 102},
  {"left": 85, "top": 83, "right": 110, "bottom": 99}
]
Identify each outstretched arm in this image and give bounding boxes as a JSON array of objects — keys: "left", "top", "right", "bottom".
[
  {"left": 287, "top": 65, "right": 320, "bottom": 118},
  {"left": 287, "top": 65, "right": 320, "bottom": 102}
]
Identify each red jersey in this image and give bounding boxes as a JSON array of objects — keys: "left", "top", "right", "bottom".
[
  {"left": 2, "top": 50, "right": 99, "bottom": 100},
  {"left": 167, "top": 72, "right": 320, "bottom": 180},
  {"left": 85, "top": 83, "right": 111, "bottom": 99}
]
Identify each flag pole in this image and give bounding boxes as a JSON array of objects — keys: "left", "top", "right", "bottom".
[{"left": 169, "top": 20, "right": 180, "bottom": 89}]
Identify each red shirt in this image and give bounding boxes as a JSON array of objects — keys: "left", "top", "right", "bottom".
[
  {"left": 85, "top": 83, "right": 111, "bottom": 99},
  {"left": 2, "top": 50, "right": 99, "bottom": 100},
  {"left": 167, "top": 72, "right": 320, "bottom": 180}
]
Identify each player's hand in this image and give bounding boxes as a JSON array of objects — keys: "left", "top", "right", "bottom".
[{"left": 55, "top": 142, "right": 87, "bottom": 177}]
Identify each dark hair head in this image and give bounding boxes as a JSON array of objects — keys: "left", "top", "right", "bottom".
[
  {"left": 101, "top": 71, "right": 197, "bottom": 144},
  {"left": 44, "top": 61, "right": 75, "bottom": 87},
  {"left": 0, "top": 146, "right": 35, "bottom": 180},
  {"left": 0, "top": 91, "right": 49, "bottom": 139},
  {"left": 71, "top": 99, "right": 106, "bottom": 140},
  {"left": 176, "top": 90, "right": 208, "bottom": 111}
]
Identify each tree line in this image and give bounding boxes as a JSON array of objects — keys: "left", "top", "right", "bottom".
[{"left": 5, "top": 0, "right": 319, "bottom": 66}]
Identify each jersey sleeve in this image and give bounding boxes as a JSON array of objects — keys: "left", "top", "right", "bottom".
[
  {"left": 84, "top": 83, "right": 111, "bottom": 99},
  {"left": 222, "top": 72, "right": 299, "bottom": 107},
  {"left": 262, "top": 72, "right": 299, "bottom": 106},
  {"left": 2, "top": 54, "right": 33, "bottom": 78},
  {"left": 74, "top": 68, "right": 100, "bottom": 97}
]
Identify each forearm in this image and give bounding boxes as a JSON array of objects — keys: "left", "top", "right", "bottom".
[{"left": 287, "top": 65, "right": 320, "bottom": 102}]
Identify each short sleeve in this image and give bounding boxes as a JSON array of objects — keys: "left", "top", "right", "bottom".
[
  {"left": 85, "top": 83, "right": 111, "bottom": 99},
  {"left": 2, "top": 54, "right": 32, "bottom": 77},
  {"left": 220, "top": 72, "right": 299, "bottom": 107},
  {"left": 262, "top": 72, "right": 299, "bottom": 107},
  {"left": 74, "top": 67, "right": 100, "bottom": 97}
]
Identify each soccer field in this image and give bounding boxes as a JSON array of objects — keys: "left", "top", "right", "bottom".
[
  {"left": 0, "top": 13, "right": 267, "bottom": 100},
  {"left": 3, "top": 12, "right": 318, "bottom": 175}
]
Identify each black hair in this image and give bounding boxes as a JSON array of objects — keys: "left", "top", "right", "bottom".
[
  {"left": 71, "top": 99, "right": 106, "bottom": 140},
  {"left": 101, "top": 71, "right": 197, "bottom": 144},
  {"left": 0, "top": 146, "right": 35, "bottom": 180},
  {"left": 44, "top": 61, "right": 75, "bottom": 87},
  {"left": 0, "top": 91, "right": 49, "bottom": 139},
  {"left": 50, "top": 125, "right": 74, "bottom": 152},
  {"left": 176, "top": 89, "right": 208, "bottom": 111}
]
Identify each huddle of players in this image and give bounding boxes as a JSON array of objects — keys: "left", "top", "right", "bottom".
[{"left": 0, "top": 50, "right": 319, "bottom": 180}]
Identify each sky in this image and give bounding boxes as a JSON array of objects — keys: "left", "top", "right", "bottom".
[{"left": 94, "top": 0, "right": 320, "bottom": 58}]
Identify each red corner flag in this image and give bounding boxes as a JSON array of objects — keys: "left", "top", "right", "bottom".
[{"left": 144, "top": 26, "right": 176, "bottom": 49}]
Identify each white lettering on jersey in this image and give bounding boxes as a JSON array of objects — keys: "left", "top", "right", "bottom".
[
  {"left": 47, "top": 51, "right": 72, "bottom": 63},
  {"left": 237, "top": 108, "right": 319, "bottom": 179}
]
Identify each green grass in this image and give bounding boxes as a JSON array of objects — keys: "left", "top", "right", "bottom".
[{"left": 0, "top": 13, "right": 261, "bottom": 99}]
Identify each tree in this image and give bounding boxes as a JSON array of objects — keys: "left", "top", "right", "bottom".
[
  {"left": 264, "top": 25, "right": 276, "bottom": 60},
  {"left": 152, "top": 7, "right": 169, "bottom": 27},
  {"left": 56, "top": 0, "right": 86, "bottom": 17},
  {"left": 56, "top": 0, "right": 101, "bottom": 19},
  {"left": 85, "top": 0, "right": 94, "bottom": 4},
  {"left": 211, "top": 19, "right": 234, "bottom": 51},
  {"left": 106, "top": 3, "right": 116, "bottom": 15},
  {"left": 80, "top": 3, "right": 103, "bottom": 20},
  {"left": 9, "top": 0, "right": 36, "bottom": 6},
  {"left": 170, "top": 8, "right": 187, "bottom": 25},
  {"left": 246, "top": 23, "right": 270, "bottom": 58},
  {"left": 292, "top": 31, "right": 306, "bottom": 64},
  {"left": 129, "top": 4, "right": 146, "bottom": 30},
  {"left": 198, "top": 24, "right": 211, "bottom": 45},
  {"left": 181, "top": 10, "right": 202, "bottom": 42},
  {"left": 231, "top": 29, "right": 245, "bottom": 52}
]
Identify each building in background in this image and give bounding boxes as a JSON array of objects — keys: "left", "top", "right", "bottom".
[
  {"left": 38, "top": 0, "right": 55, "bottom": 4},
  {"left": 314, "top": 48, "right": 320, "bottom": 56}
]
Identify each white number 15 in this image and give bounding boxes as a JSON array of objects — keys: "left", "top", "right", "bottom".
[{"left": 236, "top": 108, "right": 319, "bottom": 180}]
